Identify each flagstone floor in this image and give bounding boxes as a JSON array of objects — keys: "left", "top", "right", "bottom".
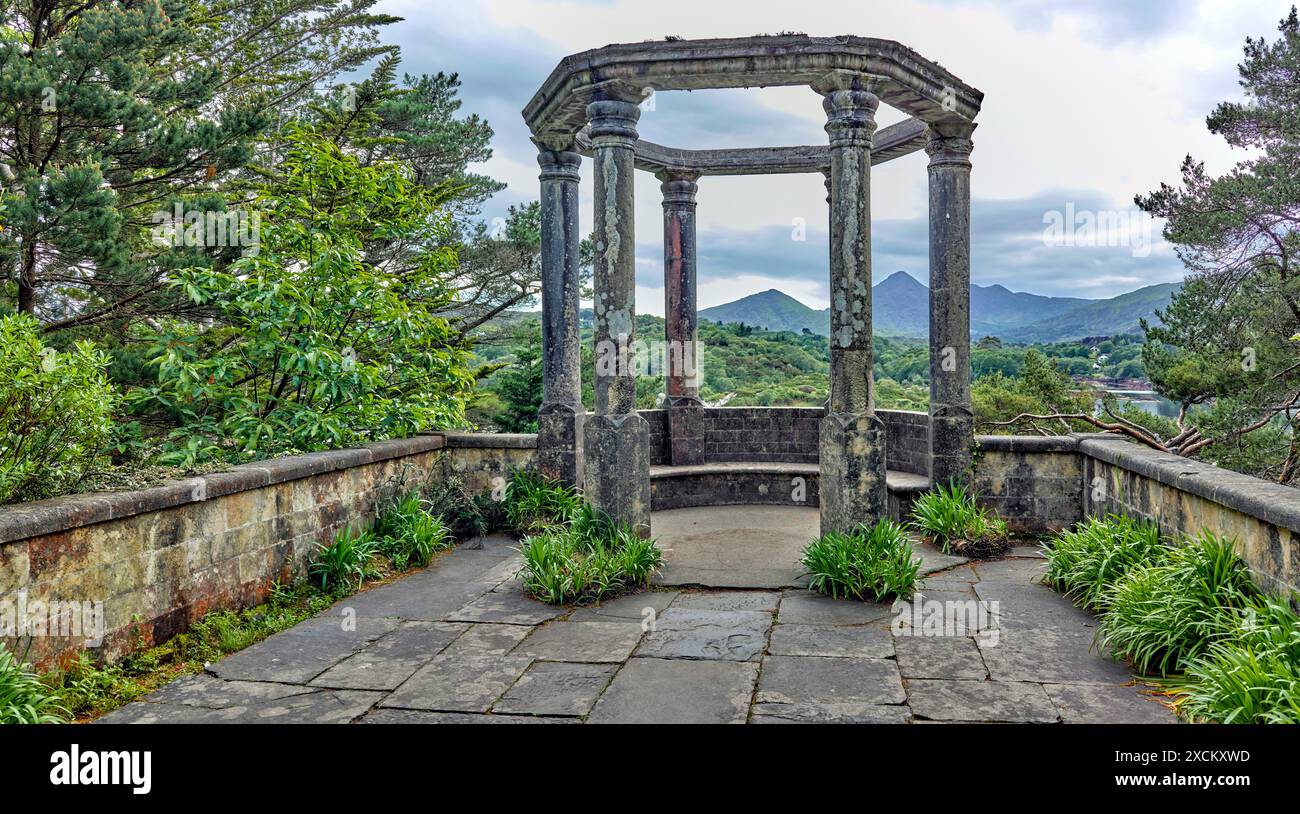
[{"left": 98, "top": 506, "right": 1176, "bottom": 724}]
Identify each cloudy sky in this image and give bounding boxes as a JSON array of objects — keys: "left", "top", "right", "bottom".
[{"left": 376, "top": 0, "right": 1280, "bottom": 313}]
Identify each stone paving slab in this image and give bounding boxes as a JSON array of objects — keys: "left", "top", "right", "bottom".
[
  {"left": 334, "top": 577, "right": 496, "bottom": 622},
  {"left": 972, "top": 581, "right": 1099, "bottom": 634},
  {"left": 360, "top": 709, "right": 572, "bottom": 724},
  {"left": 757, "top": 655, "right": 907, "bottom": 706},
  {"left": 587, "top": 658, "right": 758, "bottom": 724},
  {"left": 906, "top": 679, "right": 1060, "bottom": 723},
  {"left": 776, "top": 591, "right": 895, "bottom": 625},
  {"left": 493, "top": 662, "right": 618, "bottom": 716},
  {"left": 512, "top": 621, "right": 644, "bottom": 663},
  {"left": 309, "top": 621, "right": 467, "bottom": 691},
  {"left": 672, "top": 590, "right": 781, "bottom": 613},
  {"left": 893, "top": 635, "right": 988, "bottom": 679},
  {"left": 381, "top": 653, "right": 533, "bottom": 713},
  {"left": 139, "top": 674, "right": 316, "bottom": 708},
  {"left": 447, "top": 590, "right": 568, "bottom": 626},
  {"left": 750, "top": 702, "right": 912, "bottom": 724},
  {"left": 209, "top": 615, "right": 399, "bottom": 684},
  {"left": 634, "top": 608, "right": 772, "bottom": 661},
  {"left": 567, "top": 590, "right": 678, "bottom": 623},
  {"left": 972, "top": 557, "right": 1049, "bottom": 585},
  {"left": 978, "top": 626, "right": 1132, "bottom": 684},
  {"left": 443, "top": 622, "right": 533, "bottom": 655},
  {"left": 768, "top": 622, "right": 893, "bottom": 659},
  {"left": 1044, "top": 683, "right": 1177, "bottom": 723},
  {"left": 99, "top": 686, "right": 382, "bottom": 724}
]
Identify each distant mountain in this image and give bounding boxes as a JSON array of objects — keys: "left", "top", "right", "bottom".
[{"left": 697, "top": 272, "right": 1179, "bottom": 344}]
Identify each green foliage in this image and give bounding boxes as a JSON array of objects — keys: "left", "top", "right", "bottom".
[
  {"left": 134, "top": 128, "right": 475, "bottom": 463},
  {"left": 1173, "top": 594, "right": 1300, "bottom": 723},
  {"left": 503, "top": 469, "right": 582, "bottom": 534},
  {"left": 973, "top": 349, "right": 1096, "bottom": 433},
  {"left": 909, "top": 482, "right": 1010, "bottom": 557},
  {"left": 1043, "top": 515, "right": 1168, "bottom": 610},
  {"left": 309, "top": 526, "right": 380, "bottom": 594},
  {"left": 374, "top": 491, "right": 453, "bottom": 571},
  {"left": 423, "top": 474, "right": 500, "bottom": 539},
  {"left": 519, "top": 504, "right": 663, "bottom": 605},
  {"left": 801, "top": 520, "right": 920, "bottom": 602},
  {"left": 491, "top": 323, "right": 544, "bottom": 432},
  {"left": 1100, "top": 531, "right": 1256, "bottom": 675},
  {"left": 0, "top": 641, "right": 69, "bottom": 724},
  {"left": 0, "top": 314, "right": 118, "bottom": 503}
]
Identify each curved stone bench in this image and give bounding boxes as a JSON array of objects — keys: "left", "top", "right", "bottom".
[{"left": 649, "top": 462, "right": 930, "bottom": 520}]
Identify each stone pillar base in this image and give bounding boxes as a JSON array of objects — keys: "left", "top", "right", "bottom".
[
  {"left": 537, "top": 404, "right": 584, "bottom": 487},
  {"left": 819, "top": 411, "right": 888, "bottom": 536},
  {"left": 666, "top": 399, "right": 705, "bottom": 466},
  {"left": 583, "top": 412, "right": 651, "bottom": 536},
  {"left": 929, "top": 408, "right": 974, "bottom": 488}
]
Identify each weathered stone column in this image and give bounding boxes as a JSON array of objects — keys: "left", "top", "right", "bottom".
[
  {"left": 814, "top": 73, "right": 887, "bottom": 535},
  {"left": 584, "top": 98, "right": 651, "bottom": 534},
  {"left": 660, "top": 170, "right": 705, "bottom": 465},
  {"left": 926, "top": 124, "right": 976, "bottom": 487},
  {"left": 536, "top": 141, "right": 584, "bottom": 486}
]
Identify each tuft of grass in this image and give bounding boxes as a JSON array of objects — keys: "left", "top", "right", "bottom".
[
  {"left": 1043, "top": 514, "right": 1167, "bottom": 610},
  {"left": 0, "top": 640, "right": 69, "bottom": 723},
  {"left": 375, "top": 491, "right": 454, "bottom": 571},
  {"left": 1099, "top": 530, "right": 1256, "bottom": 676},
  {"left": 503, "top": 469, "right": 582, "bottom": 534},
  {"left": 801, "top": 519, "right": 920, "bottom": 602},
  {"left": 309, "top": 526, "right": 380, "bottom": 594},
  {"left": 1171, "top": 594, "right": 1300, "bottom": 724},
  {"left": 910, "top": 482, "right": 1009, "bottom": 558},
  {"left": 519, "top": 504, "right": 663, "bottom": 605}
]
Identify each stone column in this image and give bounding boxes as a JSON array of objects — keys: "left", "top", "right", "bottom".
[
  {"left": 814, "top": 74, "right": 887, "bottom": 535},
  {"left": 536, "top": 141, "right": 584, "bottom": 486},
  {"left": 660, "top": 170, "right": 705, "bottom": 465},
  {"left": 926, "top": 124, "right": 976, "bottom": 487},
  {"left": 583, "top": 98, "right": 651, "bottom": 534}
]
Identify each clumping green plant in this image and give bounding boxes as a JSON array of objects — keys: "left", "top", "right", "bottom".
[
  {"left": 503, "top": 468, "right": 582, "bottom": 533},
  {"left": 802, "top": 520, "right": 920, "bottom": 602},
  {"left": 0, "top": 314, "right": 119, "bottom": 504},
  {"left": 1043, "top": 515, "right": 1167, "bottom": 610},
  {"left": 519, "top": 504, "right": 663, "bottom": 605},
  {"left": 309, "top": 527, "right": 380, "bottom": 593},
  {"left": 1172, "top": 594, "right": 1300, "bottom": 724},
  {"left": 910, "top": 482, "right": 1009, "bottom": 559},
  {"left": 374, "top": 491, "right": 453, "bottom": 571},
  {"left": 424, "top": 474, "right": 499, "bottom": 539},
  {"left": 0, "top": 640, "right": 69, "bottom": 724},
  {"left": 1100, "top": 531, "right": 1256, "bottom": 676}
]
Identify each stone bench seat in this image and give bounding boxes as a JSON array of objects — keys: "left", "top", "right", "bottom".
[{"left": 649, "top": 462, "right": 930, "bottom": 519}]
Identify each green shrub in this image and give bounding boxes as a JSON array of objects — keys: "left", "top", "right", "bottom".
[
  {"left": 910, "top": 482, "right": 1009, "bottom": 558},
  {"left": 802, "top": 520, "right": 920, "bottom": 602},
  {"left": 519, "top": 504, "right": 663, "bottom": 605},
  {"left": 424, "top": 474, "right": 499, "bottom": 539},
  {"left": 1172, "top": 594, "right": 1300, "bottom": 723},
  {"left": 0, "top": 640, "right": 69, "bottom": 724},
  {"left": 309, "top": 527, "right": 380, "bottom": 593},
  {"left": 503, "top": 468, "right": 581, "bottom": 533},
  {"left": 0, "top": 314, "right": 118, "bottom": 504},
  {"left": 1043, "top": 515, "right": 1167, "bottom": 610},
  {"left": 375, "top": 491, "right": 453, "bottom": 571},
  {"left": 1100, "top": 531, "right": 1256, "bottom": 675}
]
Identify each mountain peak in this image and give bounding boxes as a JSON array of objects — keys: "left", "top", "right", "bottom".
[{"left": 878, "top": 270, "right": 925, "bottom": 289}]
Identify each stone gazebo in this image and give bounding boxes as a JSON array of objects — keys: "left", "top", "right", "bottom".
[{"left": 523, "top": 35, "right": 983, "bottom": 536}]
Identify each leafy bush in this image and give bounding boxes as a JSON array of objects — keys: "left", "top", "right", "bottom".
[
  {"left": 1172, "top": 594, "right": 1300, "bottom": 724},
  {"left": 1100, "top": 531, "right": 1256, "bottom": 675},
  {"left": 503, "top": 468, "right": 581, "bottom": 533},
  {"left": 1043, "top": 515, "right": 1167, "bottom": 610},
  {"left": 0, "top": 641, "right": 69, "bottom": 724},
  {"left": 801, "top": 520, "right": 920, "bottom": 602},
  {"left": 0, "top": 314, "right": 118, "bottom": 504},
  {"left": 424, "top": 474, "right": 500, "bottom": 539},
  {"left": 909, "top": 482, "right": 1009, "bottom": 558},
  {"left": 309, "top": 527, "right": 380, "bottom": 593},
  {"left": 519, "top": 504, "right": 663, "bottom": 605},
  {"left": 374, "top": 491, "right": 453, "bottom": 571}
]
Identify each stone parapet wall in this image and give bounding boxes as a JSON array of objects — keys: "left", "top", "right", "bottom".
[{"left": 972, "top": 435, "right": 1083, "bottom": 532}]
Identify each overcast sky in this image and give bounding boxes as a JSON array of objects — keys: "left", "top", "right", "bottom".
[{"left": 376, "top": 0, "right": 1281, "bottom": 313}]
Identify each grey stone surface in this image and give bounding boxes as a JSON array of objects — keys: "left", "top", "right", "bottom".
[
  {"left": 893, "top": 635, "right": 988, "bottom": 679},
  {"left": 978, "top": 626, "right": 1133, "bottom": 684},
  {"left": 652, "top": 505, "right": 813, "bottom": 588},
  {"left": 209, "top": 614, "right": 399, "bottom": 684},
  {"left": 309, "top": 621, "right": 467, "bottom": 691},
  {"left": 587, "top": 658, "right": 757, "bottom": 724},
  {"left": 494, "top": 662, "right": 618, "bottom": 716},
  {"left": 972, "top": 557, "right": 1049, "bottom": 585},
  {"left": 1044, "top": 682, "right": 1177, "bottom": 724},
  {"left": 381, "top": 654, "right": 533, "bottom": 713},
  {"left": 672, "top": 590, "right": 781, "bottom": 613},
  {"left": 750, "top": 702, "right": 911, "bottom": 724},
  {"left": 447, "top": 590, "right": 567, "bottom": 626},
  {"left": 768, "top": 622, "right": 893, "bottom": 659},
  {"left": 906, "top": 679, "right": 1059, "bottom": 723},
  {"left": 634, "top": 608, "right": 771, "bottom": 661},
  {"left": 361, "top": 709, "right": 570, "bottom": 724},
  {"left": 777, "top": 591, "right": 894, "bottom": 625},
  {"left": 567, "top": 590, "right": 678, "bottom": 623},
  {"left": 758, "top": 655, "right": 906, "bottom": 706},
  {"left": 442, "top": 623, "right": 533, "bottom": 655},
  {"left": 145, "top": 674, "right": 315, "bottom": 708},
  {"left": 512, "top": 621, "right": 643, "bottom": 663},
  {"left": 98, "top": 687, "right": 382, "bottom": 724}
]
